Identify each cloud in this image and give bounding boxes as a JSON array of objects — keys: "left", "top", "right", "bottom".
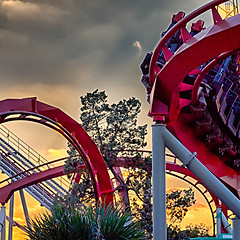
[
  {"left": 47, "top": 148, "right": 68, "bottom": 160},
  {"left": 133, "top": 40, "right": 142, "bottom": 53},
  {"left": 0, "top": 0, "right": 212, "bottom": 89},
  {"left": 189, "top": 202, "right": 208, "bottom": 211},
  {"left": 166, "top": 187, "right": 189, "bottom": 193}
]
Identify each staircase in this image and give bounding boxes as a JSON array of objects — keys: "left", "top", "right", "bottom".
[{"left": 0, "top": 125, "right": 70, "bottom": 210}]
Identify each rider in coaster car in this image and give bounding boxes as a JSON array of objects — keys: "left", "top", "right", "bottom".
[{"left": 190, "top": 20, "right": 205, "bottom": 36}]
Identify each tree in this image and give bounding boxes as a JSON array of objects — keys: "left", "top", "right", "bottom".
[
  {"left": 79, "top": 89, "right": 148, "bottom": 207},
  {"left": 166, "top": 188, "right": 196, "bottom": 224},
  {"left": 79, "top": 90, "right": 155, "bottom": 237},
  {"left": 186, "top": 223, "right": 210, "bottom": 238},
  {"left": 65, "top": 90, "right": 204, "bottom": 239},
  {"left": 63, "top": 143, "right": 95, "bottom": 206},
  {"left": 24, "top": 200, "right": 145, "bottom": 240},
  {"left": 167, "top": 223, "right": 210, "bottom": 240},
  {"left": 166, "top": 188, "right": 196, "bottom": 240},
  {"left": 62, "top": 89, "right": 153, "bottom": 237}
]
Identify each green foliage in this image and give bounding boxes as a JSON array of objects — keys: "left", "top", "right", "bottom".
[
  {"left": 167, "top": 224, "right": 181, "bottom": 240},
  {"left": 87, "top": 204, "right": 145, "bottom": 240},
  {"left": 186, "top": 223, "right": 210, "bottom": 238},
  {"left": 75, "top": 89, "right": 152, "bottom": 237},
  {"left": 57, "top": 174, "right": 95, "bottom": 208},
  {"left": 24, "top": 201, "right": 91, "bottom": 240},
  {"left": 166, "top": 188, "right": 196, "bottom": 224},
  {"left": 24, "top": 201, "right": 145, "bottom": 240},
  {"left": 124, "top": 164, "right": 152, "bottom": 239},
  {"left": 167, "top": 223, "right": 210, "bottom": 239},
  {"left": 80, "top": 89, "right": 147, "bottom": 164},
  {"left": 64, "top": 90, "right": 203, "bottom": 239},
  {"left": 63, "top": 143, "right": 84, "bottom": 178},
  {"left": 63, "top": 142, "right": 95, "bottom": 206}
]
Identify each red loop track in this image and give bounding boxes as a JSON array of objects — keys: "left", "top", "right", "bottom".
[
  {"left": 148, "top": 0, "right": 240, "bottom": 197},
  {"left": 0, "top": 97, "right": 114, "bottom": 205},
  {"left": 0, "top": 1, "right": 239, "bottom": 234}
]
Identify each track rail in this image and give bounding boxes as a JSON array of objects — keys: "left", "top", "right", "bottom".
[
  {"left": 149, "top": 0, "right": 240, "bottom": 120},
  {"left": 0, "top": 164, "right": 85, "bottom": 204},
  {"left": 143, "top": 0, "right": 240, "bottom": 196},
  {"left": 0, "top": 98, "right": 114, "bottom": 205},
  {"left": 1, "top": 151, "right": 219, "bottom": 236}
]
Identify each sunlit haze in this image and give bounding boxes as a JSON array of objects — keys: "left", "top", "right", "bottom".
[{"left": 0, "top": 0, "right": 235, "bottom": 238}]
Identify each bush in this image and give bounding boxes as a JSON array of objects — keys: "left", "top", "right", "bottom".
[{"left": 25, "top": 201, "right": 145, "bottom": 240}]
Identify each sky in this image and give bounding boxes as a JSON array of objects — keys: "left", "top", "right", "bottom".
[
  {"left": 0, "top": 0, "right": 215, "bottom": 153},
  {"left": 0, "top": 0, "right": 232, "bottom": 238}
]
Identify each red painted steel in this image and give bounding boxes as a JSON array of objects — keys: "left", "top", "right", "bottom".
[
  {"left": 0, "top": 98, "right": 114, "bottom": 204},
  {"left": 1, "top": 157, "right": 218, "bottom": 235},
  {"left": 0, "top": 164, "right": 85, "bottom": 204},
  {"left": 0, "top": 3, "right": 238, "bottom": 230},
  {"left": 149, "top": 0, "right": 228, "bottom": 87},
  {"left": 0, "top": 154, "right": 219, "bottom": 218},
  {"left": 172, "top": 115, "right": 239, "bottom": 189},
  {"left": 0, "top": 165, "right": 64, "bottom": 204},
  {"left": 150, "top": 14, "right": 240, "bottom": 119},
  {"left": 114, "top": 157, "right": 219, "bottom": 207},
  {"left": 192, "top": 48, "right": 240, "bottom": 104},
  {"left": 147, "top": 0, "right": 240, "bottom": 198}
]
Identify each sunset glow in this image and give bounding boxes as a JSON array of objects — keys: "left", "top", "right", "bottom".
[{"left": 0, "top": 0, "right": 236, "bottom": 239}]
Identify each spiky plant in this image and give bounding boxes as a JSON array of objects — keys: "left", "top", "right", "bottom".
[
  {"left": 24, "top": 201, "right": 91, "bottom": 240},
  {"left": 24, "top": 201, "right": 145, "bottom": 240},
  {"left": 86, "top": 204, "right": 145, "bottom": 240}
]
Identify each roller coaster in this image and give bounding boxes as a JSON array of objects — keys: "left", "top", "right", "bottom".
[
  {"left": 0, "top": 0, "right": 239, "bottom": 239},
  {"left": 141, "top": 0, "right": 240, "bottom": 238}
]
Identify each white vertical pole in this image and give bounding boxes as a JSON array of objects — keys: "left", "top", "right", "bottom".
[
  {"left": 161, "top": 126, "right": 240, "bottom": 218},
  {"left": 221, "top": 212, "right": 232, "bottom": 234},
  {"left": 19, "top": 190, "right": 31, "bottom": 228},
  {"left": 233, "top": 217, "right": 240, "bottom": 240},
  {"left": 216, "top": 207, "right": 222, "bottom": 237},
  {"left": 2, "top": 214, "right": 5, "bottom": 240},
  {"left": 8, "top": 193, "right": 14, "bottom": 240},
  {"left": 0, "top": 206, "right": 5, "bottom": 233},
  {"left": 152, "top": 123, "right": 166, "bottom": 240},
  {"left": 0, "top": 206, "right": 6, "bottom": 240}
]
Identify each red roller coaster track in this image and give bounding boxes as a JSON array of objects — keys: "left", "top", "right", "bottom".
[
  {"left": 147, "top": 0, "right": 240, "bottom": 197},
  {"left": 0, "top": 154, "right": 220, "bottom": 235},
  {"left": 0, "top": 97, "right": 114, "bottom": 205},
  {"left": 0, "top": 0, "right": 239, "bottom": 236}
]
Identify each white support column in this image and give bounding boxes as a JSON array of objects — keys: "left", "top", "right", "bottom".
[
  {"left": 161, "top": 126, "right": 240, "bottom": 219},
  {"left": 152, "top": 123, "right": 166, "bottom": 240},
  {"left": 8, "top": 193, "right": 14, "bottom": 240},
  {"left": 221, "top": 212, "right": 232, "bottom": 234},
  {"left": 233, "top": 217, "right": 240, "bottom": 240},
  {"left": 19, "top": 190, "right": 31, "bottom": 228},
  {"left": 0, "top": 206, "right": 6, "bottom": 240},
  {"left": 216, "top": 207, "right": 222, "bottom": 237}
]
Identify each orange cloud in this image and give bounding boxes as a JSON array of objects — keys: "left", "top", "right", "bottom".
[
  {"left": 47, "top": 148, "right": 68, "bottom": 160},
  {"left": 189, "top": 201, "right": 208, "bottom": 211},
  {"left": 133, "top": 41, "right": 142, "bottom": 51},
  {"left": 166, "top": 187, "right": 188, "bottom": 193}
]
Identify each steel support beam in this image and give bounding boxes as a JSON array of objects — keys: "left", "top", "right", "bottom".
[
  {"left": 160, "top": 125, "right": 240, "bottom": 219},
  {"left": 216, "top": 207, "right": 222, "bottom": 237},
  {"left": 8, "top": 193, "right": 14, "bottom": 240},
  {"left": 151, "top": 124, "right": 240, "bottom": 240},
  {"left": 221, "top": 212, "right": 233, "bottom": 234},
  {"left": 0, "top": 206, "right": 6, "bottom": 240},
  {"left": 152, "top": 123, "right": 166, "bottom": 240},
  {"left": 233, "top": 217, "right": 240, "bottom": 240},
  {"left": 19, "top": 190, "right": 31, "bottom": 228}
]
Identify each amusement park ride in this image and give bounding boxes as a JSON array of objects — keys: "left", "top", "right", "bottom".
[{"left": 0, "top": 0, "right": 239, "bottom": 239}]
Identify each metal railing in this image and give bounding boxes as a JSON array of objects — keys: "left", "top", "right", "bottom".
[{"left": 0, "top": 125, "right": 72, "bottom": 209}]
